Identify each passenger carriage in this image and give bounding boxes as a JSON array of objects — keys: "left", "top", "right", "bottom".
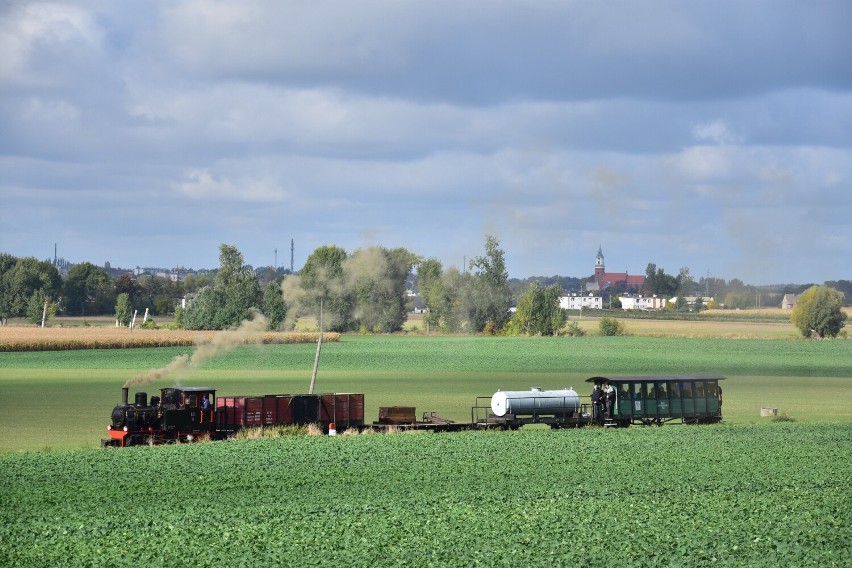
[{"left": 587, "top": 375, "right": 724, "bottom": 426}]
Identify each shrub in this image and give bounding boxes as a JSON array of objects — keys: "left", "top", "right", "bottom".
[
  {"left": 561, "top": 321, "right": 586, "bottom": 337},
  {"left": 599, "top": 317, "right": 626, "bottom": 336}
]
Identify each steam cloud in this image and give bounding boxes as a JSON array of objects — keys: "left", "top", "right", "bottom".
[{"left": 123, "top": 311, "right": 268, "bottom": 388}]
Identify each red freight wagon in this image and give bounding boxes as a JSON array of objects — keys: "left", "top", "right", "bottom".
[
  {"left": 320, "top": 393, "right": 365, "bottom": 431},
  {"left": 215, "top": 393, "right": 365, "bottom": 434}
]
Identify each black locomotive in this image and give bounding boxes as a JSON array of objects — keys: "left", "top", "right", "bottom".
[{"left": 103, "top": 386, "right": 365, "bottom": 447}]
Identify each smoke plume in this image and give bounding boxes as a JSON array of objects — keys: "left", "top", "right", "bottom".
[{"left": 123, "top": 311, "right": 268, "bottom": 388}]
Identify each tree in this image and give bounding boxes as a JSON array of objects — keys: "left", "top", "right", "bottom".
[
  {"left": 63, "top": 262, "right": 114, "bottom": 315},
  {"left": 0, "top": 253, "right": 17, "bottom": 322},
  {"left": 791, "top": 286, "right": 847, "bottom": 338},
  {"left": 641, "top": 263, "right": 678, "bottom": 298},
  {"left": 1, "top": 256, "right": 62, "bottom": 317},
  {"left": 299, "top": 245, "right": 351, "bottom": 332},
  {"left": 544, "top": 284, "right": 567, "bottom": 334},
  {"left": 114, "top": 274, "right": 138, "bottom": 302},
  {"left": 262, "top": 280, "right": 287, "bottom": 331},
  {"left": 115, "top": 293, "right": 132, "bottom": 327},
  {"left": 468, "top": 235, "right": 511, "bottom": 332},
  {"left": 417, "top": 258, "right": 444, "bottom": 332},
  {"left": 506, "top": 283, "right": 566, "bottom": 336},
  {"left": 26, "top": 290, "right": 57, "bottom": 326},
  {"left": 182, "top": 244, "right": 262, "bottom": 330},
  {"left": 181, "top": 286, "right": 219, "bottom": 330},
  {"left": 677, "top": 267, "right": 694, "bottom": 295},
  {"left": 214, "top": 244, "right": 262, "bottom": 328}
]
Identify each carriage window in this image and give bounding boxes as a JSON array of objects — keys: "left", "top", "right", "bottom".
[
  {"left": 656, "top": 382, "right": 668, "bottom": 398},
  {"left": 671, "top": 382, "right": 682, "bottom": 398},
  {"left": 630, "top": 383, "right": 640, "bottom": 399},
  {"left": 694, "top": 382, "right": 705, "bottom": 397},
  {"left": 706, "top": 381, "right": 718, "bottom": 397},
  {"left": 681, "top": 382, "right": 693, "bottom": 398},
  {"left": 617, "top": 383, "right": 630, "bottom": 400},
  {"left": 647, "top": 383, "right": 658, "bottom": 399}
]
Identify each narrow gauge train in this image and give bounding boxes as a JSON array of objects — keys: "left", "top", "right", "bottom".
[{"left": 103, "top": 375, "right": 725, "bottom": 446}]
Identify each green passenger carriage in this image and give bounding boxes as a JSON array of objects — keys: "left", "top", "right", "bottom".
[{"left": 587, "top": 375, "right": 724, "bottom": 426}]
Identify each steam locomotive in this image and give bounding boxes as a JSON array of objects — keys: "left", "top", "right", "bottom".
[
  {"left": 104, "top": 376, "right": 724, "bottom": 446},
  {"left": 104, "top": 386, "right": 365, "bottom": 447}
]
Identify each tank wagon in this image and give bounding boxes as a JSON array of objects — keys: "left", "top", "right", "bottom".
[
  {"left": 103, "top": 375, "right": 725, "bottom": 446},
  {"left": 472, "top": 387, "right": 586, "bottom": 429}
]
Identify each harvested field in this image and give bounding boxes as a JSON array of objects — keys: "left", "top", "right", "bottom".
[{"left": 0, "top": 327, "right": 337, "bottom": 352}]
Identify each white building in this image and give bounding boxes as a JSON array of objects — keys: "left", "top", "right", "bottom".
[
  {"left": 560, "top": 293, "right": 603, "bottom": 310},
  {"left": 666, "top": 296, "right": 714, "bottom": 308},
  {"left": 620, "top": 295, "right": 667, "bottom": 311}
]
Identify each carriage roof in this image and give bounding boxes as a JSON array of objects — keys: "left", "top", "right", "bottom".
[
  {"left": 162, "top": 386, "right": 216, "bottom": 393},
  {"left": 584, "top": 376, "right": 725, "bottom": 383}
]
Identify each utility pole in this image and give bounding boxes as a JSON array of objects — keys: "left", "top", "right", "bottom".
[
  {"left": 274, "top": 249, "right": 278, "bottom": 270},
  {"left": 290, "top": 238, "right": 294, "bottom": 273},
  {"left": 309, "top": 299, "right": 323, "bottom": 394}
]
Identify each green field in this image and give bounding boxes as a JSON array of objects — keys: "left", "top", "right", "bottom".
[
  {"left": 2, "top": 335, "right": 851, "bottom": 566},
  {"left": 1, "top": 424, "right": 849, "bottom": 567},
  {"left": 1, "top": 335, "right": 851, "bottom": 452}
]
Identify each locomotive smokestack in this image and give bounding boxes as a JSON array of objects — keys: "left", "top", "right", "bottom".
[{"left": 121, "top": 387, "right": 129, "bottom": 407}]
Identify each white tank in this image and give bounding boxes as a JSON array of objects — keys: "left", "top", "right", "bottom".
[{"left": 490, "top": 387, "right": 580, "bottom": 417}]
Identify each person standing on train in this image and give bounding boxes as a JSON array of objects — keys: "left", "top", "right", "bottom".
[
  {"left": 603, "top": 382, "right": 616, "bottom": 419},
  {"left": 591, "top": 385, "right": 603, "bottom": 423}
]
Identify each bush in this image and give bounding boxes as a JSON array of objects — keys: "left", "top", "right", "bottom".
[
  {"left": 561, "top": 321, "right": 586, "bottom": 337},
  {"left": 790, "top": 285, "right": 847, "bottom": 338},
  {"left": 599, "top": 317, "right": 626, "bottom": 336}
]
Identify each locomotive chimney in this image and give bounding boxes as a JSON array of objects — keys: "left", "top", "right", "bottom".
[{"left": 121, "top": 387, "right": 129, "bottom": 407}]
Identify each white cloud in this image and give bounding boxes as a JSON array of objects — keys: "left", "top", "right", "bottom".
[
  {"left": 175, "top": 170, "right": 288, "bottom": 203},
  {"left": 692, "top": 121, "right": 742, "bottom": 145},
  {"left": 0, "top": 2, "right": 104, "bottom": 86}
]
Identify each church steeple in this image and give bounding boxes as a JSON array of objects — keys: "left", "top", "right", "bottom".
[{"left": 595, "top": 246, "right": 605, "bottom": 284}]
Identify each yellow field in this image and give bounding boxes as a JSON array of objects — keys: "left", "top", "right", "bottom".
[
  {"left": 0, "top": 326, "right": 335, "bottom": 351},
  {"left": 403, "top": 311, "right": 804, "bottom": 339}
]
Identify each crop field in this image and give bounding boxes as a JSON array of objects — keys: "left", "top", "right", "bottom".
[
  {"left": 1, "top": 424, "right": 849, "bottom": 567},
  {"left": 1, "top": 335, "right": 851, "bottom": 452},
  {"left": 0, "top": 326, "right": 334, "bottom": 351},
  {"left": 1, "top": 332, "right": 850, "bottom": 566}
]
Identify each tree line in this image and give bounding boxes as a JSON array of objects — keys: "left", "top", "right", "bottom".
[{"left": 1, "top": 240, "right": 847, "bottom": 338}]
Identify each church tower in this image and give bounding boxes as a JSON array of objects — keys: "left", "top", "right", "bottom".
[{"left": 595, "top": 246, "right": 605, "bottom": 280}]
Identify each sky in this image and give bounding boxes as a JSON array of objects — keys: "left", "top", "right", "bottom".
[{"left": 1, "top": 1, "right": 850, "bottom": 285}]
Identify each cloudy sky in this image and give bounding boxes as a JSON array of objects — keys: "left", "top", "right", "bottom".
[{"left": 1, "top": 1, "right": 850, "bottom": 285}]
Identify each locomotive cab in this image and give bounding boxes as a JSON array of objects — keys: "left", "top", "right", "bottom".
[{"left": 160, "top": 386, "right": 217, "bottom": 438}]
